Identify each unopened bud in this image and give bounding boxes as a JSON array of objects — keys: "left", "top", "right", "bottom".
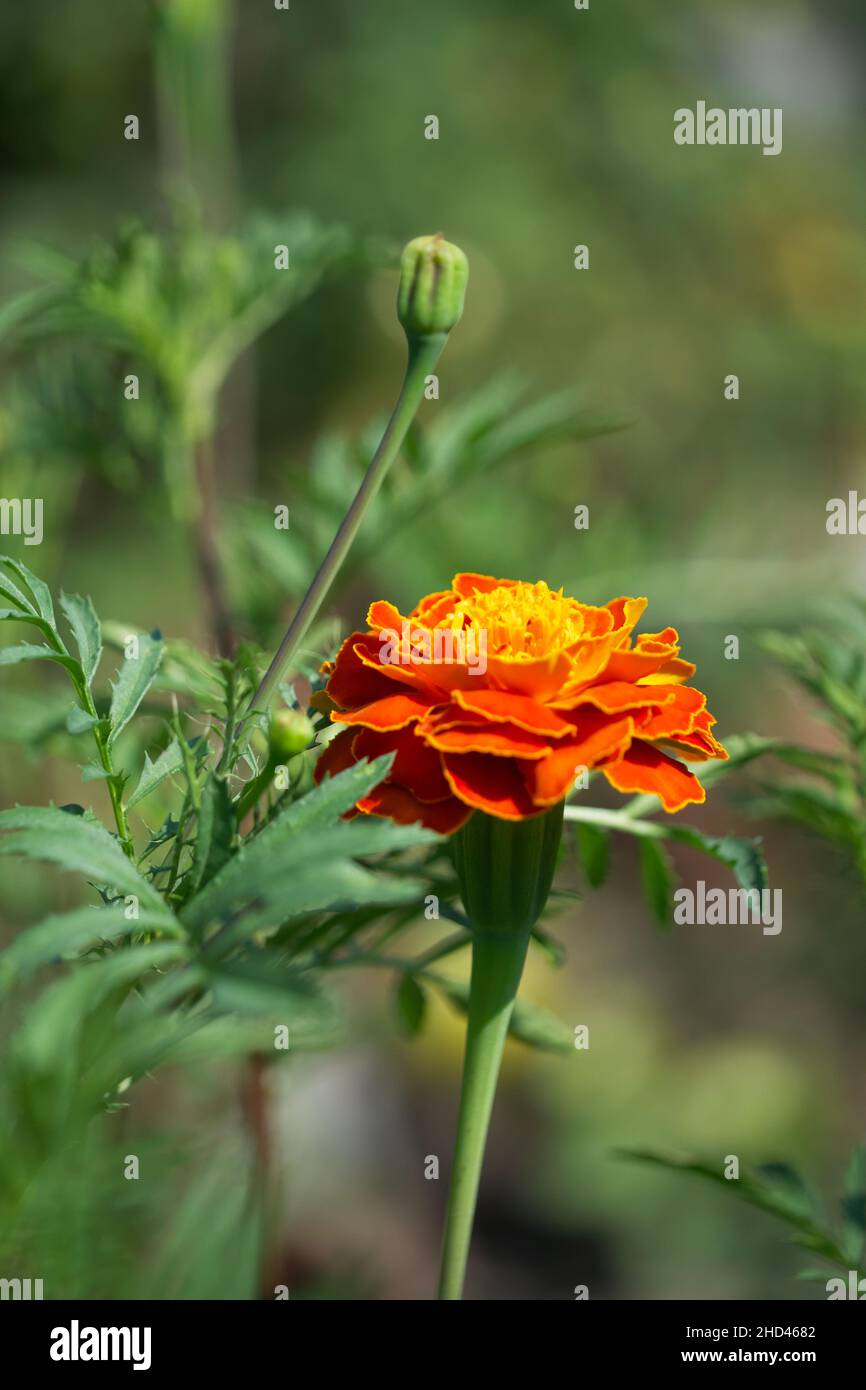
[
  {"left": 397, "top": 234, "right": 468, "bottom": 340},
  {"left": 269, "top": 709, "right": 314, "bottom": 759}
]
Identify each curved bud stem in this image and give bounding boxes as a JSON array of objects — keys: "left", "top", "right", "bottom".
[{"left": 247, "top": 332, "right": 446, "bottom": 719}]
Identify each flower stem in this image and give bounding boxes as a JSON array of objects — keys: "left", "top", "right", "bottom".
[
  {"left": 247, "top": 333, "right": 446, "bottom": 718},
  {"left": 437, "top": 926, "right": 530, "bottom": 1300},
  {"left": 78, "top": 684, "right": 135, "bottom": 859}
]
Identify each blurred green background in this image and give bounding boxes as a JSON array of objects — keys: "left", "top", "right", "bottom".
[{"left": 1, "top": 0, "right": 866, "bottom": 1299}]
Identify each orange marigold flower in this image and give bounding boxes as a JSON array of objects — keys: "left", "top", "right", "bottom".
[{"left": 314, "top": 573, "right": 727, "bottom": 831}]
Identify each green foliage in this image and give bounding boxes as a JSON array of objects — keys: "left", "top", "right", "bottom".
[
  {"left": 621, "top": 1146, "right": 866, "bottom": 1284},
  {"left": 565, "top": 740, "right": 771, "bottom": 929},
  {"left": 735, "top": 610, "right": 866, "bottom": 885},
  {"left": 0, "top": 560, "right": 462, "bottom": 1275}
]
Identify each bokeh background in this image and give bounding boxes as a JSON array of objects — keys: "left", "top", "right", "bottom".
[{"left": 2, "top": 0, "right": 866, "bottom": 1299}]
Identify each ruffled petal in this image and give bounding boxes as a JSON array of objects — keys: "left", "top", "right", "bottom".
[
  {"left": 632, "top": 684, "right": 706, "bottom": 739},
  {"left": 421, "top": 714, "right": 553, "bottom": 759},
  {"left": 452, "top": 687, "right": 574, "bottom": 738},
  {"left": 521, "top": 714, "right": 633, "bottom": 805},
  {"left": 442, "top": 751, "right": 538, "bottom": 820},
  {"left": 603, "top": 740, "right": 705, "bottom": 812},
  {"left": 357, "top": 782, "right": 471, "bottom": 833},
  {"left": 451, "top": 572, "right": 517, "bottom": 599},
  {"left": 334, "top": 689, "right": 433, "bottom": 731},
  {"left": 353, "top": 725, "right": 451, "bottom": 802},
  {"left": 567, "top": 680, "right": 676, "bottom": 716},
  {"left": 326, "top": 631, "right": 399, "bottom": 708},
  {"left": 600, "top": 629, "right": 682, "bottom": 683}
]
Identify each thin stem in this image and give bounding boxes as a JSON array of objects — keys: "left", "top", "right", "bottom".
[
  {"left": 437, "top": 928, "right": 530, "bottom": 1300},
  {"left": 192, "top": 437, "right": 235, "bottom": 658},
  {"left": 247, "top": 333, "right": 446, "bottom": 719},
  {"left": 80, "top": 685, "right": 134, "bottom": 859}
]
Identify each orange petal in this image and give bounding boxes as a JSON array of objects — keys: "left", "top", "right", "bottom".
[
  {"left": 422, "top": 717, "right": 553, "bottom": 760},
  {"left": 661, "top": 709, "right": 728, "bottom": 762},
  {"left": 602, "top": 629, "right": 682, "bottom": 682},
  {"left": 485, "top": 648, "right": 575, "bottom": 700},
  {"left": 568, "top": 681, "right": 676, "bottom": 716},
  {"left": 352, "top": 635, "right": 446, "bottom": 698},
  {"left": 327, "top": 631, "right": 399, "bottom": 708},
  {"left": 353, "top": 725, "right": 451, "bottom": 802},
  {"left": 603, "top": 740, "right": 705, "bottom": 812},
  {"left": 334, "top": 689, "right": 433, "bottom": 731},
  {"left": 634, "top": 684, "right": 706, "bottom": 739},
  {"left": 451, "top": 572, "right": 516, "bottom": 599},
  {"left": 521, "top": 714, "right": 633, "bottom": 806},
  {"left": 358, "top": 782, "right": 471, "bottom": 833},
  {"left": 644, "top": 656, "right": 696, "bottom": 684},
  {"left": 442, "top": 752, "right": 538, "bottom": 820},
  {"left": 411, "top": 590, "right": 457, "bottom": 625},
  {"left": 366, "top": 599, "right": 406, "bottom": 631},
  {"left": 452, "top": 688, "right": 574, "bottom": 738}
]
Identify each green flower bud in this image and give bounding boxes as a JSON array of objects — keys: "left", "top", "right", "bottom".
[
  {"left": 269, "top": 708, "right": 314, "bottom": 759},
  {"left": 397, "top": 233, "right": 469, "bottom": 339}
]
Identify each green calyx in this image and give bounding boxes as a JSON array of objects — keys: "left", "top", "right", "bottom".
[
  {"left": 451, "top": 800, "right": 565, "bottom": 937},
  {"left": 397, "top": 233, "right": 469, "bottom": 340}
]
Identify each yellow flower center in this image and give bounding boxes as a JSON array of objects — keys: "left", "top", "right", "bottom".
[{"left": 447, "top": 581, "right": 607, "bottom": 661}]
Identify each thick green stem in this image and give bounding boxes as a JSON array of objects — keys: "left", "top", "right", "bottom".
[
  {"left": 247, "top": 333, "right": 446, "bottom": 718},
  {"left": 437, "top": 927, "right": 530, "bottom": 1300}
]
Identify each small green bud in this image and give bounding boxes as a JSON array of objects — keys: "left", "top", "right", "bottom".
[
  {"left": 397, "top": 233, "right": 469, "bottom": 339},
  {"left": 269, "top": 708, "right": 314, "bottom": 759}
]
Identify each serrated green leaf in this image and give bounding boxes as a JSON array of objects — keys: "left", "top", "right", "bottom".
[
  {"left": 754, "top": 1162, "right": 816, "bottom": 1223},
  {"left": 12, "top": 942, "right": 188, "bottom": 1071},
  {"left": 80, "top": 762, "right": 114, "bottom": 782},
  {"left": 202, "top": 958, "right": 339, "bottom": 1037},
  {"left": 0, "top": 559, "right": 40, "bottom": 614},
  {"left": 0, "top": 641, "right": 80, "bottom": 678},
  {"left": 185, "top": 775, "right": 235, "bottom": 897},
  {"left": 671, "top": 827, "right": 769, "bottom": 895},
  {"left": 127, "top": 737, "right": 185, "bottom": 809},
  {"left": 66, "top": 705, "right": 101, "bottom": 734},
  {"left": 0, "top": 804, "right": 166, "bottom": 912},
  {"left": 278, "top": 752, "right": 396, "bottom": 831},
  {"left": 181, "top": 754, "right": 435, "bottom": 940},
  {"left": 108, "top": 632, "right": 163, "bottom": 745},
  {"left": 619, "top": 1149, "right": 843, "bottom": 1260},
  {"left": 1, "top": 555, "right": 56, "bottom": 627},
  {"left": 60, "top": 591, "right": 102, "bottom": 686},
  {"left": 0, "top": 903, "right": 184, "bottom": 993}
]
